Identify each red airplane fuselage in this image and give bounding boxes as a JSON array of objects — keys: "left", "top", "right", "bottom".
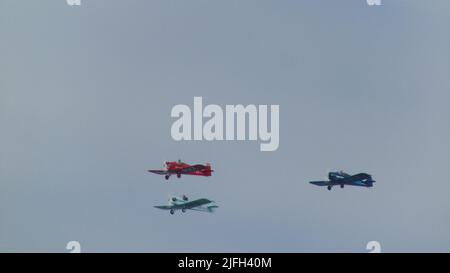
[{"left": 165, "top": 161, "right": 212, "bottom": 177}]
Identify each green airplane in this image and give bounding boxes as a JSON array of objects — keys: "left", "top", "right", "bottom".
[{"left": 154, "top": 195, "right": 218, "bottom": 215}]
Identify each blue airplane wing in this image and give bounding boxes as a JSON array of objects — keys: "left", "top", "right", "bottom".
[
  {"left": 341, "top": 173, "right": 374, "bottom": 187},
  {"left": 309, "top": 181, "right": 330, "bottom": 186}
]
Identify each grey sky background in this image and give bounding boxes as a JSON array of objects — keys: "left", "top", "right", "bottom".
[{"left": 1, "top": 0, "right": 449, "bottom": 252}]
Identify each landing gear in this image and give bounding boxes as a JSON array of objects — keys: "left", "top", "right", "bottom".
[
  {"left": 177, "top": 173, "right": 181, "bottom": 179},
  {"left": 327, "top": 185, "right": 332, "bottom": 191},
  {"left": 182, "top": 209, "right": 186, "bottom": 213},
  {"left": 340, "top": 184, "right": 344, "bottom": 189},
  {"left": 170, "top": 209, "right": 175, "bottom": 215},
  {"left": 165, "top": 175, "right": 170, "bottom": 180}
]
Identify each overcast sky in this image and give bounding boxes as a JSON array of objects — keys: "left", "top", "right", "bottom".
[{"left": 1, "top": 0, "right": 449, "bottom": 252}]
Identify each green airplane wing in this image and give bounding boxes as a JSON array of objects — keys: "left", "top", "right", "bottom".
[
  {"left": 154, "top": 205, "right": 173, "bottom": 210},
  {"left": 182, "top": 198, "right": 213, "bottom": 209}
]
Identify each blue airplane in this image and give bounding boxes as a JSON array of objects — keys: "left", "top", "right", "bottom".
[{"left": 310, "top": 171, "right": 375, "bottom": 190}]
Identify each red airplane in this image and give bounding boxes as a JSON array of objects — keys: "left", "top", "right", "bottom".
[{"left": 148, "top": 160, "right": 213, "bottom": 180}]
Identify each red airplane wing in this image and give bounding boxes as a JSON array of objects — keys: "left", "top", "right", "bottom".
[{"left": 148, "top": 170, "right": 169, "bottom": 175}]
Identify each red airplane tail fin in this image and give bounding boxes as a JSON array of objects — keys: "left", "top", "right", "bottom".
[{"left": 204, "top": 163, "right": 213, "bottom": 176}]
